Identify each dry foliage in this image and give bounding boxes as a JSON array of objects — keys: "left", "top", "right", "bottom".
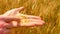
[{"left": 0, "top": 0, "right": 60, "bottom": 34}]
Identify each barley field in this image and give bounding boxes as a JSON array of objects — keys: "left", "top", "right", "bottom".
[{"left": 0, "top": 0, "right": 60, "bottom": 34}]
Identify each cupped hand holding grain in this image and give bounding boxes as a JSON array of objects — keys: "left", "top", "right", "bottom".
[
  {"left": 0, "top": 7, "right": 45, "bottom": 34},
  {"left": 3, "top": 6, "right": 45, "bottom": 27}
]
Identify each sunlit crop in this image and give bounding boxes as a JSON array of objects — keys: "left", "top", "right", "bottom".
[{"left": 0, "top": 0, "right": 60, "bottom": 34}]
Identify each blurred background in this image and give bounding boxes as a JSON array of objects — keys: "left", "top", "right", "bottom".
[{"left": 0, "top": 0, "right": 60, "bottom": 34}]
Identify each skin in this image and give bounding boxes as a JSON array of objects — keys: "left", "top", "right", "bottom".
[
  {"left": 0, "top": 7, "right": 24, "bottom": 34},
  {"left": 0, "top": 7, "right": 45, "bottom": 34},
  {"left": 3, "top": 6, "right": 45, "bottom": 27}
]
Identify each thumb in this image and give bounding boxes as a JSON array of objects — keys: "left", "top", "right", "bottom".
[{"left": 3, "top": 7, "right": 24, "bottom": 16}]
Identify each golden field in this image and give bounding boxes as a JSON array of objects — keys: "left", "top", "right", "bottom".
[{"left": 0, "top": 0, "right": 60, "bottom": 34}]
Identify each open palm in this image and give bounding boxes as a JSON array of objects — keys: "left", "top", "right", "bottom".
[
  {"left": 0, "top": 7, "right": 45, "bottom": 34},
  {"left": 3, "top": 7, "right": 45, "bottom": 27}
]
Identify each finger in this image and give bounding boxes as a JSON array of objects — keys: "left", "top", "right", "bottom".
[
  {"left": 11, "top": 21, "right": 18, "bottom": 27},
  {"left": 0, "top": 20, "right": 17, "bottom": 28},
  {"left": 20, "top": 19, "right": 45, "bottom": 26},
  {"left": 16, "top": 13, "right": 41, "bottom": 20},
  {"left": 0, "top": 20, "right": 10, "bottom": 27},
  {"left": 0, "top": 28, "right": 11, "bottom": 34},
  {"left": 17, "top": 14, "right": 45, "bottom": 26},
  {"left": 3, "top": 7, "right": 24, "bottom": 16},
  {"left": 0, "top": 16, "right": 20, "bottom": 23},
  {"left": 0, "top": 21, "right": 6, "bottom": 28}
]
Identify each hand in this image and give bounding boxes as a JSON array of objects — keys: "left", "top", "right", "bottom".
[
  {"left": 0, "top": 7, "right": 24, "bottom": 34},
  {"left": 3, "top": 7, "right": 45, "bottom": 27},
  {"left": 0, "top": 6, "right": 45, "bottom": 34}
]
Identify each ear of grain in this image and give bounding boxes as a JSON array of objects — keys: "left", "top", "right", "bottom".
[{"left": 0, "top": 0, "right": 60, "bottom": 34}]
